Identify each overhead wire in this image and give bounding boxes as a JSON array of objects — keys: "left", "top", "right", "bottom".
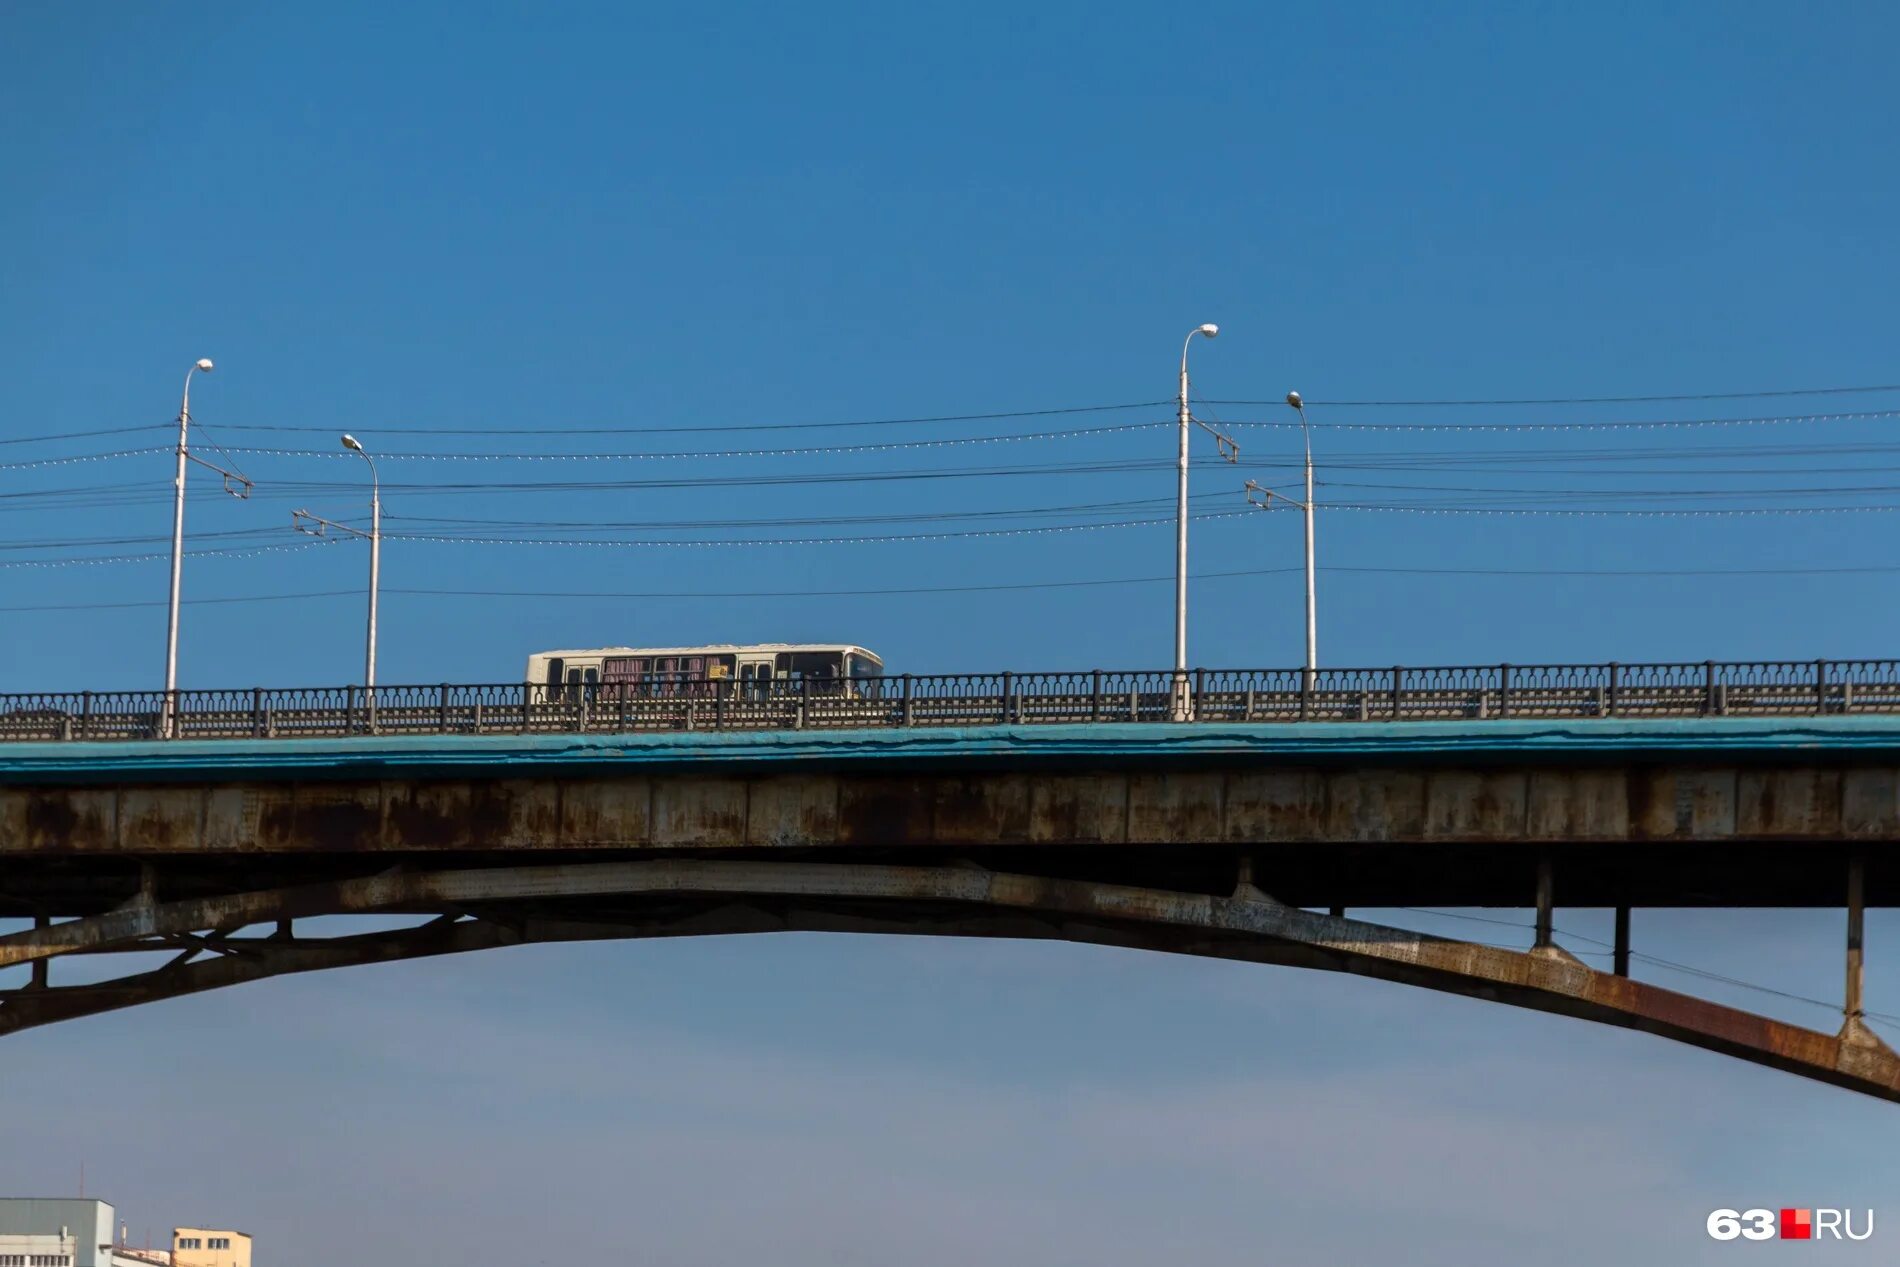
[
  {"left": 173, "top": 400, "right": 1176, "bottom": 437},
  {"left": 1210, "top": 383, "right": 1900, "bottom": 407},
  {"left": 15, "top": 557, "right": 1900, "bottom": 605}
]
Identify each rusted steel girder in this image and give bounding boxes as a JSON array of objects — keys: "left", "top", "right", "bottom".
[{"left": 1, "top": 859, "right": 1893, "bottom": 1103}]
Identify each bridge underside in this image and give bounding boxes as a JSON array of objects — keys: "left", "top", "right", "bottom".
[{"left": 2, "top": 724, "right": 1897, "bottom": 1100}]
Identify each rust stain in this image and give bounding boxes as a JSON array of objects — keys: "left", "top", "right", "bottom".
[
  {"left": 837, "top": 777, "right": 933, "bottom": 846},
  {"left": 1222, "top": 770, "right": 1324, "bottom": 843},
  {"left": 21, "top": 790, "right": 115, "bottom": 853},
  {"left": 560, "top": 777, "right": 654, "bottom": 848},
  {"left": 1028, "top": 774, "right": 1128, "bottom": 844},
  {"left": 118, "top": 787, "right": 201, "bottom": 852},
  {"left": 1126, "top": 772, "right": 1223, "bottom": 842},
  {"left": 385, "top": 782, "right": 474, "bottom": 850},
  {"left": 1738, "top": 769, "right": 1843, "bottom": 838},
  {"left": 932, "top": 775, "right": 1030, "bottom": 844},
  {"left": 1841, "top": 768, "right": 1900, "bottom": 839},
  {"left": 292, "top": 784, "right": 383, "bottom": 851},
  {"left": 652, "top": 778, "right": 745, "bottom": 845},
  {"left": 1323, "top": 769, "right": 1425, "bottom": 842},
  {"left": 743, "top": 775, "right": 837, "bottom": 847}
]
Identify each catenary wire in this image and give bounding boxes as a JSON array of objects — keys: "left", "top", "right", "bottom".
[
  {"left": 1208, "top": 383, "right": 1900, "bottom": 407},
  {"left": 17, "top": 559, "right": 1900, "bottom": 606}
]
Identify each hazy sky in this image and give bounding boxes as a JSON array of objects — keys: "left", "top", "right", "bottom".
[{"left": 3, "top": 3, "right": 1899, "bottom": 1263}]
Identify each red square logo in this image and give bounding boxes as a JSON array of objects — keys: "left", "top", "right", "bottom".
[{"left": 1781, "top": 1209, "right": 1812, "bottom": 1240}]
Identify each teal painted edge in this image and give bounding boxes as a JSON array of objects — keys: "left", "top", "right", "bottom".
[{"left": 4, "top": 717, "right": 1900, "bottom": 782}]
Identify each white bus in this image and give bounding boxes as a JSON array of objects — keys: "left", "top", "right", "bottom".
[{"left": 526, "top": 643, "right": 884, "bottom": 702}]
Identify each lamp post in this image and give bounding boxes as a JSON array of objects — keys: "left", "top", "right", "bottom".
[
  {"left": 1288, "top": 391, "right": 1317, "bottom": 687},
  {"left": 341, "top": 434, "right": 381, "bottom": 689},
  {"left": 1175, "top": 323, "right": 1219, "bottom": 705},
  {"left": 161, "top": 359, "right": 214, "bottom": 736},
  {"left": 1242, "top": 391, "right": 1319, "bottom": 690}
]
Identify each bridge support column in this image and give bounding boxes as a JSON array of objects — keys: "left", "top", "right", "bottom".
[
  {"left": 1845, "top": 858, "right": 1863, "bottom": 1024},
  {"left": 1329, "top": 904, "right": 1344, "bottom": 919},
  {"left": 1530, "top": 858, "right": 1581, "bottom": 964},
  {"left": 1534, "top": 858, "right": 1554, "bottom": 951},
  {"left": 29, "top": 915, "right": 47, "bottom": 989},
  {"left": 1614, "top": 905, "right": 1630, "bottom": 978},
  {"left": 1839, "top": 857, "right": 1893, "bottom": 1054}
]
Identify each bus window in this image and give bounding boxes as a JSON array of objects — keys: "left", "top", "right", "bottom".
[
  {"left": 545, "top": 657, "right": 566, "bottom": 701},
  {"left": 582, "top": 667, "right": 599, "bottom": 701},
  {"left": 776, "top": 651, "right": 845, "bottom": 686},
  {"left": 850, "top": 654, "right": 883, "bottom": 698}
]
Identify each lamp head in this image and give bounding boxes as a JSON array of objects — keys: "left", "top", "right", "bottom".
[
  {"left": 1286, "top": 390, "right": 1303, "bottom": 409},
  {"left": 341, "top": 434, "right": 364, "bottom": 453},
  {"left": 1197, "top": 324, "right": 1219, "bottom": 338},
  {"left": 194, "top": 359, "right": 214, "bottom": 372}
]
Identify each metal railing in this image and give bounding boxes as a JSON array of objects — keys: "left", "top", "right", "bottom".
[{"left": 1, "top": 660, "right": 1895, "bottom": 742}]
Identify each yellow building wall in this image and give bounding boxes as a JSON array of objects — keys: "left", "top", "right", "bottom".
[{"left": 170, "top": 1228, "right": 250, "bottom": 1267}]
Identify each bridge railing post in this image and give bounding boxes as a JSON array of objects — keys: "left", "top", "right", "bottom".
[
  {"left": 1498, "top": 663, "right": 1512, "bottom": 719},
  {"left": 1390, "top": 666, "right": 1402, "bottom": 720},
  {"left": 1704, "top": 660, "right": 1717, "bottom": 716},
  {"left": 520, "top": 681, "right": 531, "bottom": 734},
  {"left": 1091, "top": 670, "right": 1103, "bottom": 723},
  {"left": 1193, "top": 667, "right": 1205, "bottom": 722},
  {"left": 901, "top": 673, "right": 914, "bottom": 726},
  {"left": 438, "top": 683, "right": 450, "bottom": 734},
  {"left": 251, "top": 687, "right": 264, "bottom": 739},
  {"left": 1817, "top": 658, "right": 1829, "bottom": 716},
  {"left": 80, "top": 690, "right": 93, "bottom": 741},
  {"left": 1606, "top": 661, "right": 1619, "bottom": 717},
  {"left": 1000, "top": 671, "right": 1014, "bottom": 725},
  {"left": 344, "top": 687, "right": 358, "bottom": 738}
]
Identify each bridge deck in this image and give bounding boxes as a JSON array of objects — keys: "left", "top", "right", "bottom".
[
  {"left": 2, "top": 717, "right": 1897, "bottom": 912},
  {"left": 4, "top": 716, "right": 1900, "bottom": 780}
]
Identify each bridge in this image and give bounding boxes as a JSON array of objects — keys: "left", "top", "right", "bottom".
[{"left": 1, "top": 659, "right": 1895, "bottom": 1103}]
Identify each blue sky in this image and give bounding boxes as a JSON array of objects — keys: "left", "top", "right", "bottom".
[{"left": 3, "top": 3, "right": 1899, "bottom": 1263}]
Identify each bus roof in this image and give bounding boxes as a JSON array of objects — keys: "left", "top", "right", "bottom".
[{"left": 529, "top": 644, "right": 882, "bottom": 662}]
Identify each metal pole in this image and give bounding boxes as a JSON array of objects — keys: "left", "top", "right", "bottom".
[
  {"left": 1292, "top": 396, "right": 1317, "bottom": 691},
  {"left": 1173, "top": 325, "right": 1216, "bottom": 719},
  {"left": 1175, "top": 338, "right": 1192, "bottom": 681},
  {"left": 366, "top": 468, "right": 381, "bottom": 688},
  {"left": 163, "top": 362, "right": 210, "bottom": 734}
]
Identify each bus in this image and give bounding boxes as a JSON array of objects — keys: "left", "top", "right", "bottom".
[{"left": 526, "top": 643, "right": 884, "bottom": 703}]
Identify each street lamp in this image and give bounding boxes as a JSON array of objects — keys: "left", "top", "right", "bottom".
[
  {"left": 341, "top": 435, "right": 381, "bottom": 689},
  {"left": 161, "top": 358, "right": 253, "bottom": 736},
  {"left": 1242, "top": 389, "right": 1318, "bottom": 689},
  {"left": 292, "top": 436, "right": 382, "bottom": 693},
  {"left": 1173, "top": 325, "right": 1237, "bottom": 718}
]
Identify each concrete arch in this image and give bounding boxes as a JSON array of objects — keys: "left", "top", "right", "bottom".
[{"left": 2, "top": 859, "right": 1894, "bottom": 1103}]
